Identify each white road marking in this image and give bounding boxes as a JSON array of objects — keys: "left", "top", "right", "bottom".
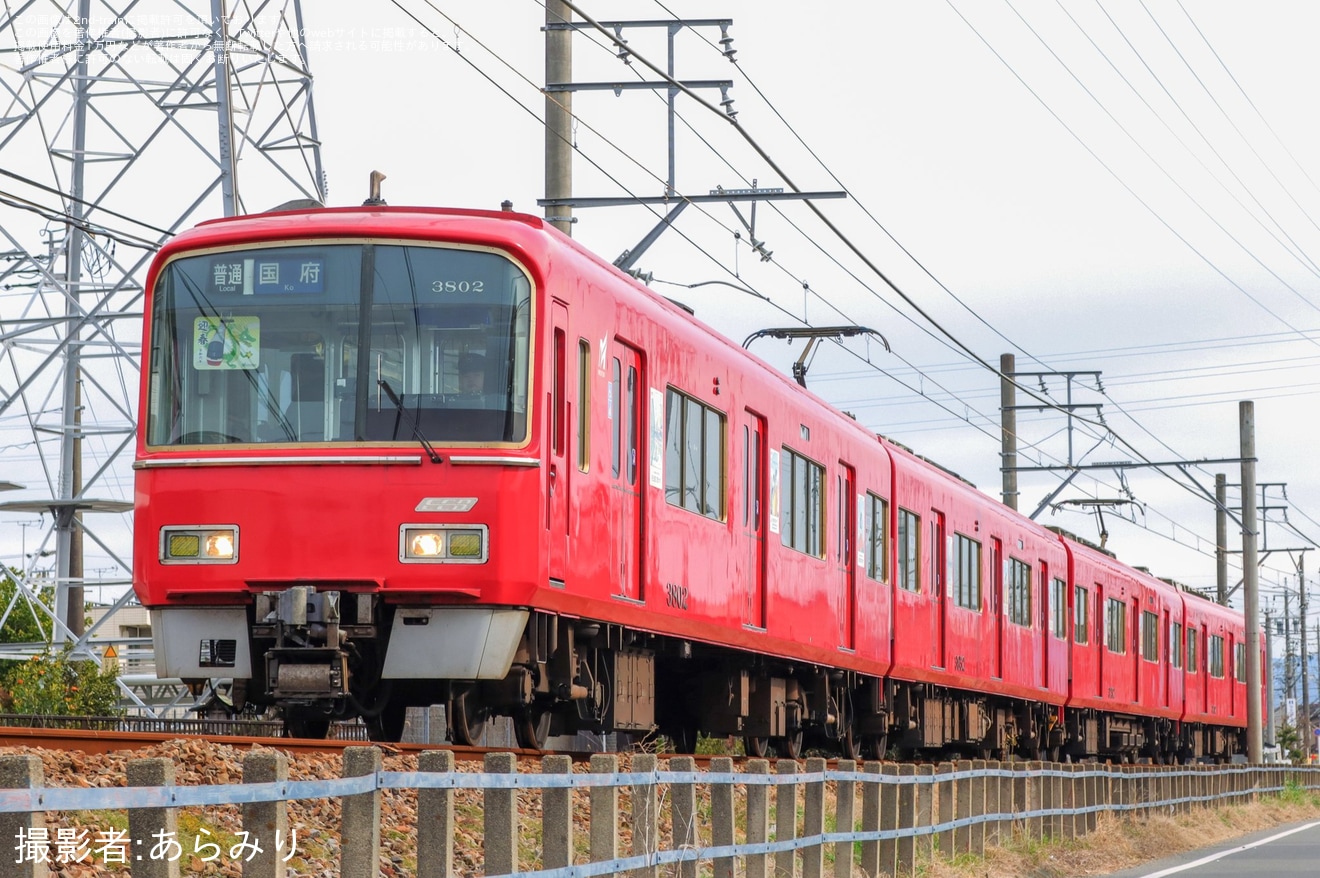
[{"left": 1133, "top": 820, "right": 1320, "bottom": 878}]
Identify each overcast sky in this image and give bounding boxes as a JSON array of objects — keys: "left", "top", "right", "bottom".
[{"left": 6, "top": 0, "right": 1320, "bottom": 624}]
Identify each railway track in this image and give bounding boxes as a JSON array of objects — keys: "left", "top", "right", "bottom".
[{"left": 0, "top": 725, "right": 741, "bottom": 767}]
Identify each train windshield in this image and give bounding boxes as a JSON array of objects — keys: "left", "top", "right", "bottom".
[{"left": 146, "top": 242, "right": 533, "bottom": 447}]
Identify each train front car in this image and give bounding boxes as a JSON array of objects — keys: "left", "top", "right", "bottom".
[{"left": 133, "top": 208, "right": 546, "bottom": 740}]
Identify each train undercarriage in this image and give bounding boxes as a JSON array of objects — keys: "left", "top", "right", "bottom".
[{"left": 215, "top": 589, "right": 1241, "bottom": 763}]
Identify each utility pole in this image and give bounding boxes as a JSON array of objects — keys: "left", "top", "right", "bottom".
[
  {"left": 1302, "top": 559, "right": 1311, "bottom": 750},
  {"left": 1216, "top": 474, "right": 1229, "bottom": 605},
  {"left": 1240, "top": 400, "right": 1263, "bottom": 763},
  {"left": 1000, "top": 354, "right": 1018, "bottom": 511},
  {"left": 1284, "top": 591, "right": 1296, "bottom": 703},
  {"left": 544, "top": 0, "right": 574, "bottom": 235}
]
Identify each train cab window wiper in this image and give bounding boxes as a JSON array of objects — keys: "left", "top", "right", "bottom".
[{"left": 376, "top": 378, "right": 443, "bottom": 464}]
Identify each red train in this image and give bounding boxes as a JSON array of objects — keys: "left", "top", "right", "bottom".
[{"left": 133, "top": 204, "right": 1257, "bottom": 760}]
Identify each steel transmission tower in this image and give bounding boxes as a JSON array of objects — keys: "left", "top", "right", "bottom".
[{"left": 0, "top": 1, "right": 324, "bottom": 703}]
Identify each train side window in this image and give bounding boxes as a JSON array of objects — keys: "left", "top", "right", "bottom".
[
  {"left": 1074, "top": 586, "right": 1089, "bottom": 645},
  {"left": 742, "top": 424, "right": 762, "bottom": 527},
  {"left": 1234, "top": 641, "right": 1245, "bottom": 682},
  {"left": 1007, "top": 557, "right": 1031, "bottom": 626},
  {"left": 553, "top": 328, "right": 566, "bottom": 455},
  {"left": 1141, "top": 610, "right": 1159, "bottom": 662},
  {"left": 627, "top": 365, "right": 638, "bottom": 486},
  {"left": 1209, "top": 634, "right": 1225, "bottom": 678},
  {"left": 953, "top": 533, "right": 982, "bottom": 611},
  {"left": 1105, "top": 597, "right": 1127, "bottom": 654},
  {"left": 1187, "top": 630, "right": 1198, "bottom": 674},
  {"left": 780, "top": 447, "right": 825, "bottom": 557},
  {"left": 1051, "top": 577, "right": 1068, "bottom": 639},
  {"left": 577, "top": 340, "right": 590, "bottom": 472},
  {"left": 897, "top": 508, "right": 920, "bottom": 592},
  {"left": 1171, "top": 622, "right": 1183, "bottom": 668},
  {"left": 702, "top": 396, "right": 721, "bottom": 512},
  {"left": 664, "top": 387, "right": 725, "bottom": 521},
  {"left": 610, "top": 358, "right": 621, "bottom": 477},
  {"left": 865, "top": 493, "right": 889, "bottom": 583}
]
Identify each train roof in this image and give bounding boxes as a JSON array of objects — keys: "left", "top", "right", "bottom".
[{"left": 157, "top": 204, "right": 893, "bottom": 450}]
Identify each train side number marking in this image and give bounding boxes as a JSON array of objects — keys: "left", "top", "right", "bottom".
[{"left": 665, "top": 582, "right": 689, "bottom": 611}]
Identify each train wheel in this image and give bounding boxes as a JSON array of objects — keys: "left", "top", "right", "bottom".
[
  {"left": 777, "top": 731, "right": 804, "bottom": 760},
  {"left": 450, "top": 688, "right": 490, "bottom": 746},
  {"left": 744, "top": 736, "right": 770, "bottom": 758},
  {"left": 515, "top": 706, "right": 551, "bottom": 750},
  {"left": 841, "top": 725, "right": 863, "bottom": 762},
  {"left": 863, "top": 733, "right": 889, "bottom": 762}
]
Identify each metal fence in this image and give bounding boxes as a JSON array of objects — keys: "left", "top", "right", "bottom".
[{"left": 0, "top": 750, "right": 1315, "bottom": 878}]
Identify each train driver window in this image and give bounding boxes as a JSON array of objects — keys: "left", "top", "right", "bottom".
[{"left": 147, "top": 242, "right": 532, "bottom": 447}]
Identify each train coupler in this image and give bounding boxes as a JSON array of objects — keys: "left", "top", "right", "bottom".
[{"left": 266, "top": 648, "right": 349, "bottom": 700}]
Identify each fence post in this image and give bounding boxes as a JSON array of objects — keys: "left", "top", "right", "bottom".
[
  {"left": 992, "top": 760, "right": 1009, "bottom": 847},
  {"left": 879, "top": 763, "right": 898, "bottom": 876},
  {"left": 416, "top": 750, "right": 454, "bottom": 878},
  {"left": 953, "top": 760, "right": 973, "bottom": 855},
  {"left": 803, "top": 757, "right": 826, "bottom": 878},
  {"left": 982, "top": 760, "right": 1000, "bottom": 848},
  {"left": 916, "top": 764, "right": 935, "bottom": 865},
  {"left": 1026, "top": 761, "right": 1044, "bottom": 841},
  {"left": 590, "top": 755, "right": 619, "bottom": 866},
  {"left": 482, "top": 751, "right": 517, "bottom": 877},
  {"left": 859, "top": 761, "right": 881, "bottom": 877},
  {"left": 671, "top": 756, "right": 698, "bottom": 878},
  {"left": 711, "top": 757, "right": 735, "bottom": 878},
  {"left": 966, "top": 755, "right": 987, "bottom": 850},
  {"left": 1011, "top": 762, "right": 1027, "bottom": 843},
  {"left": 746, "top": 759, "right": 771, "bottom": 878},
  {"left": 775, "top": 760, "right": 798, "bottom": 878},
  {"left": 833, "top": 760, "right": 856, "bottom": 878},
  {"left": 632, "top": 753, "right": 659, "bottom": 878},
  {"left": 542, "top": 755, "right": 573, "bottom": 872},
  {"left": 1034, "top": 755, "right": 1056, "bottom": 839},
  {"left": 242, "top": 749, "right": 289, "bottom": 878},
  {"left": 1056, "top": 765, "right": 1077, "bottom": 839},
  {"left": 896, "top": 764, "right": 916, "bottom": 876},
  {"left": 127, "top": 757, "right": 181, "bottom": 878},
  {"left": 0, "top": 755, "right": 47, "bottom": 878},
  {"left": 935, "top": 762, "right": 955, "bottom": 859}
]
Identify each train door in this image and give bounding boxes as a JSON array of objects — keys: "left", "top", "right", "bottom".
[
  {"left": 1040, "top": 561, "right": 1050, "bottom": 689},
  {"left": 933, "top": 510, "right": 947, "bottom": 669},
  {"left": 1163, "top": 608, "right": 1172, "bottom": 709},
  {"left": 837, "top": 463, "right": 857, "bottom": 650},
  {"left": 548, "top": 303, "right": 570, "bottom": 582},
  {"left": 607, "top": 342, "right": 644, "bottom": 600},
  {"left": 741, "top": 412, "right": 767, "bottom": 628},
  {"left": 1095, "top": 587, "right": 1105, "bottom": 698},
  {"left": 1228, "top": 633, "right": 1237, "bottom": 718},
  {"left": 1132, "top": 598, "right": 1141, "bottom": 703},
  {"left": 991, "top": 538, "right": 1004, "bottom": 679}
]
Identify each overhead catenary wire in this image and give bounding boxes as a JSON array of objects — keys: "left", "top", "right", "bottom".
[{"left": 402, "top": 1, "right": 1268, "bottom": 583}]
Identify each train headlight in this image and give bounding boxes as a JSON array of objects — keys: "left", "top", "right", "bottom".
[
  {"left": 204, "top": 532, "right": 235, "bottom": 559},
  {"left": 400, "top": 524, "right": 488, "bottom": 563},
  {"left": 161, "top": 526, "right": 239, "bottom": 564},
  {"left": 410, "top": 531, "right": 445, "bottom": 557}
]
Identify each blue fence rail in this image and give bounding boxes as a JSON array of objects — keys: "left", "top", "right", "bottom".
[{"left": 0, "top": 749, "right": 1315, "bottom": 878}]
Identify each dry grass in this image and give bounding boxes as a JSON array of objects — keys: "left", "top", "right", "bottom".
[{"left": 919, "top": 793, "right": 1320, "bottom": 878}]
